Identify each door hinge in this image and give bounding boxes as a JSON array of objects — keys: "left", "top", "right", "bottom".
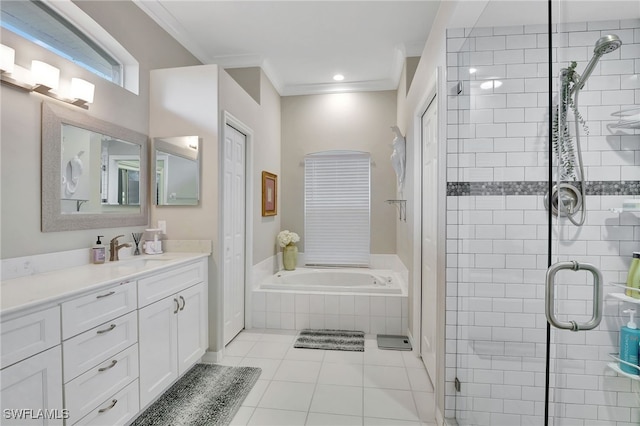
[{"left": 454, "top": 377, "right": 461, "bottom": 392}]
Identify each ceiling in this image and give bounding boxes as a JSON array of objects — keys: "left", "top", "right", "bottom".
[{"left": 134, "top": 1, "right": 442, "bottom": 96}]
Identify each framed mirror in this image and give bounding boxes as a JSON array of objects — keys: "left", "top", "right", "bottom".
[
  {"left": 42, "top": 102, "right": 149, "bottom": 232},
  {"left": 152, "top": 136, "right": 201, "bottom": 206}
]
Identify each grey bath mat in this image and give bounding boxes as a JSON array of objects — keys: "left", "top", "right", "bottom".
[
  {"left": 294, "top": 329, "right": 365, "bottom": 351},
  {"left": 131, "top": 363, "right": 261, "bottom": 426}
]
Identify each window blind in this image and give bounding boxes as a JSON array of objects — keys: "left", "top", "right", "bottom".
[{"left": 304, "top": 151, "right": 371, "bottom": 267}]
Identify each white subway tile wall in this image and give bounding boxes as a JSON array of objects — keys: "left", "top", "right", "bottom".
[{"left": 446, "top": 19, "right": 639, "bottom": 426}]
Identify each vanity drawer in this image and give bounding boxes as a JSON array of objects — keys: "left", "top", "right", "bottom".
[
  {"left": 63, "top": 311, "right": 138, "bottom": 382},
  {"left": 73, "top": 379, "right": 139, "bottom": 426},
  {"left": 138, "top": 260, "right": 204, "bottom": 307},
  {"left": 1, "top": 306, "right": 61, "bottom": 368},
  {"left": 62, "top": 280, "right": 136, "bottom": 339},
  {"left": 65, "top": 344, "right": 138, "bottom": 423}
]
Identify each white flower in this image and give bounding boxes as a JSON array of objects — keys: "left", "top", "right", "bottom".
[{"left": 277, "top": 230, "right": 300, "bottom": 248}]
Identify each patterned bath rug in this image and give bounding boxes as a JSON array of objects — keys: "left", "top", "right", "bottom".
[
  {"left": 131, "top": 363, "right": 261, "bottom": 426},
  {"left": 294, "top": 329, "right": 365, "bottom": 351}
]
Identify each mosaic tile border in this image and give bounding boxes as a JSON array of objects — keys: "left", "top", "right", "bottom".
[{"left": 447, "top": 181, "right": 640, "bottom": 196}]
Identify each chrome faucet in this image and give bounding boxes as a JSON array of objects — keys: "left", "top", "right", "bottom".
[{"left": 109, "top": 235, "right": 132, "bottom": 261}]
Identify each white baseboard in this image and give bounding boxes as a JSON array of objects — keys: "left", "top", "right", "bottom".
[{"left": 201, "top": 350, "right": 223, "bottom": 363}]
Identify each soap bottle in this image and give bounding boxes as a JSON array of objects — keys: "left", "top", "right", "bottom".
[
  {"left": 625, "top": 252, "right": 640, "bottom": 299},
  {"left": 619, "top": 308, "right": 640, "bottom": 375},
  {"left": 92, "top": 236, "right": 106, "bottom": 264}
]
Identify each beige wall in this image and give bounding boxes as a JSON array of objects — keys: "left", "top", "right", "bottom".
[
  {"left": 0, "top": 1, "right": 200, "bottom": 259},
  {"left": 149, "top": 66, "right": 281, "bottom": 351},
  {"left": 281, "top": 91, "right": 397, "bottom": 255},
  {"left": 218, "top": 70, "right": 282, "bottom": 265},
  {"left": 395, "top": 0, "right": 488, "bottom": 419}
]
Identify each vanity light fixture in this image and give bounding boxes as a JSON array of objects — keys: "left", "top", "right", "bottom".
[
  {"left": 31, "top": 60, "right": 60, "bottom": 91},
  {"left": 0, "top": 44, "right": 94, "bottom": 109},
  {"left": 0, "top": 44, "right": 15, "bottom": 74},
  {"left": 333, "top": 74, "right": 345, "bottom": 81},
  {"left": 71, "top": 78, "right": 95, "bottom": 104}
]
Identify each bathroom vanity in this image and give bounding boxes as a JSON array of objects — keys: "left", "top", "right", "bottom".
[{"left": 0, "top": 252, "right": 209, "bottom": 425}]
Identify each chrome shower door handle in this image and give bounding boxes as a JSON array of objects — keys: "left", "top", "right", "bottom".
[{"left": 545, "top": 261, "right": 603, "bottom": 331}]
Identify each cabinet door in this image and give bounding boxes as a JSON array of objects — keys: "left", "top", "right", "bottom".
[
  {"left": 138, "top": 297, "right": 178, "bottom": 408},
  {"left": 0, "top": 346, "right": 64, "bottom": 425},
  {"left": 177, "top": 283, "right": 208, "bottom": 375}
]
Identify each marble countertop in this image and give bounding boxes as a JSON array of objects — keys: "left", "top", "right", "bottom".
[{"left": 1, "top": 252, "right": 209, "bottom": 318}]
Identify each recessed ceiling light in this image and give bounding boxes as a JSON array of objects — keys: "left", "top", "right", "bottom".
[
  {"left": 469, "top": 68, "right": 477, "bottom": 74},
  {"left": 333, "top": 74, "right": 344, "bottom": 81},
  {"left": 480, "top": 80, "right": 502, "bottom": 90}
]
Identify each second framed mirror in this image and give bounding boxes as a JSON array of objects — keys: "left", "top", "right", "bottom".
[{"left": 152, "top": 136, "right": 201, "bottom": 206}]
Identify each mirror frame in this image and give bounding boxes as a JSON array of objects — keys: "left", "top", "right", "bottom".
[
  {"left": 152, "top": 136, "right": 201, "bottom": 206},
  {"left": 42, "top": 102, "right": 149, "bottom": 232}
]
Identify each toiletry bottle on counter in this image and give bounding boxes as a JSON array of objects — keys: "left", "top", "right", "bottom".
[
  {"left": 92, "top": 236, "right": 106, "bottom": 264},
  {"left": 625, "top": 252, "right": 640, "bottom": 299},
  {"left": 619, "top": 309, "right": 640, "bottom": 375}
]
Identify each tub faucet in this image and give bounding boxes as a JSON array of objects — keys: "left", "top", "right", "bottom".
[{"left": 109, "top": 235, "right": 131, "bottom": 261}]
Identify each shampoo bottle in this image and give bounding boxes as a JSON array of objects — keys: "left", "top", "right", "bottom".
[
  {"left": 625, "top": 252, "right": 640, "bottom": 299},
  {"left": 92, "top": 236, "right": 106, "bottom": 264},
  {"left": 619, "top": 308, "right": 640, "bottom": 375}
]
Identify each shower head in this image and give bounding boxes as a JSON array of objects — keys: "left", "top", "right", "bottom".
[
  {"left": 594, "top": 34, "right": 622, "bottom": 56},
  {"left": 572, "top": 34, "right": 622, "bottom": 93}
]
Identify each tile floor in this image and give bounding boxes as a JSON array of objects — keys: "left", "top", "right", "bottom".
[{"left": 216, "top": 329, "right": 437, "bottom": 426}]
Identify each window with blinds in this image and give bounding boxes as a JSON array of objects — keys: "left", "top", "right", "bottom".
[{"left": 304, "top": 151, "right": 371, "bottom": 267}]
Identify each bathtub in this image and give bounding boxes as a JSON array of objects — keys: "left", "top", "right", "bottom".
[
  {"left": 260, "top": 268, "right": 404, "bottom": 295},
  {"left": 252, "top": 266, "right": 408, "bottom": 333}
]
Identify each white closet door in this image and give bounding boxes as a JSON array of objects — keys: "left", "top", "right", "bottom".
[
  {"left": 421, "top": 96, "right": 438, "bottom": 383},
  {"left": 223, "top": 124, "right": 246, "bottom": 345}
]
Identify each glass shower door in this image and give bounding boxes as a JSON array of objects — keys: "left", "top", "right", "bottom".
[
  {"left": 445, "top": 2, "right": 640, "bottom": 425},
  {"left": 545, "top": 3, "right": 640, "bottom": 424}
]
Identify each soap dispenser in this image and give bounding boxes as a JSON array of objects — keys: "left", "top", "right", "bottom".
[
  {"left": 92, "top": 236, "right": 106, "bottom": 264},
  {"left": 625, "top": 252, "right": 640, "bottom": 299},
  {"left": 619, "top": 308, "right": 640, "bottom": 375}
]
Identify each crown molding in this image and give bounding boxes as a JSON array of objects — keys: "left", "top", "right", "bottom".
[{"left": 132, "top": 0, "right": 211, "bottom": 64}]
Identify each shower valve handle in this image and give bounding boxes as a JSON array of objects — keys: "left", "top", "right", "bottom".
[{"left": 545, "top": 261, "right": 602, "bottom": 332}]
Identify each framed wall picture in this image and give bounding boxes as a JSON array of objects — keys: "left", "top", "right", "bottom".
[{"left": 262, "top": 171, "right": 277, "bottom": 216}]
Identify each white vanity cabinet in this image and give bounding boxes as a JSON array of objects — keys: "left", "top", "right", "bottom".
[
  {"left": 0, "top": 306, "right": 64, "bottom": 425},
  {"left": 138, "top": 260, "right": 207, "bottom": 408},
  {"left": 61, "top": 280, "right": 139, "bottom": 425},
  {"left": 0, "top": 252, "right": 209, "bottom": 426}
]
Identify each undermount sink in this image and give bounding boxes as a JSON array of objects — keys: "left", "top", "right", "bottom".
[{"left": 117, "top": 257, "right": 173, "bottom": 268}]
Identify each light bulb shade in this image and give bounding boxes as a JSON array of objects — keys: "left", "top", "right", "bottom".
[
  {"left": 11, "top": 65, "right": 33, "bottom": 85},
  {"left": 31, "top": 60, "right": 59, "bottom": 90},
  {"left": 0, "top": 44, "right": 15, "bottom": 74},
  {"left": 71, "top": 78, "right": 94, "bottom": 103}
]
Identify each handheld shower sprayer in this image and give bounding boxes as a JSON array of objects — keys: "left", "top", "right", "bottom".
[
  {"left": 572, "top": 34, "right": 622, "bottom": 94},
  {"left": 548, "top": 34, "right": 622, "bottom": 227}
]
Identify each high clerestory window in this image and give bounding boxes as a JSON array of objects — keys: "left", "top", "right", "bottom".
[
  {"left": 304, "top": 151, "right": 371, "bottom": 267},
  {"left": 1, "top": 0, "right": 139, "bottom": 93}
]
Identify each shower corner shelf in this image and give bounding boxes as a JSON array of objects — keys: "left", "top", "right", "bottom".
[
  {"left": 608, "top": 292, "right": 640, "bottom": 304},
  {"left": 606, "top": 362, "right": 640, "bottom": 381},
  {"left": 608, "top": 283, "right": 640, "bottom": 304},
  {"left": 386, "top": 199, "right": 406, "bottom": 222},
  {"left": 609, "top": 207, "right": 640, "bottom": 214}
]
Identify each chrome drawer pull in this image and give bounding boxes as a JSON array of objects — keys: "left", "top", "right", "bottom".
[
  {"left": 179, "top": 296, "right": 186, "bottom": 311},
  {"left": 174, "top": 298, "right": 180, "bottom": 314},
  {"left": 96, "top": 291, "right": 115, "bottom": 299},
  {"left": 98, "top": 399, "right": 117, "bottom": 413},
  {"left": 98, "top": 360, "right": 118, "bottom": 372},
  {"left": 96, "top": 324, "right": 116, "bottom": 334}
]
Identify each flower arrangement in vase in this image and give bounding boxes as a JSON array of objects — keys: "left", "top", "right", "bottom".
[{"left": 277, "top": 230, "right": 300, "bottom": 271}]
